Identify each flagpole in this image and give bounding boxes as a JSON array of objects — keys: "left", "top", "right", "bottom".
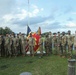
[
  {"left": 28, "top": 0, "right": 30, "bottom": 26},
  {"left": 27, "top": 0, "right": 30, "bottom": 36}
]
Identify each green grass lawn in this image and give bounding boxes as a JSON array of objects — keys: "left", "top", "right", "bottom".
[{"left": 0, "top": 55, "right": 69, "bottom": 75}]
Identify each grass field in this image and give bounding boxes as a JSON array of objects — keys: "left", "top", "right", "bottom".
[{"left": 0, "top": 54, "right": 69, "bottom": 75}]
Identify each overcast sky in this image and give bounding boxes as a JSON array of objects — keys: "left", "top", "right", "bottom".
[{"left": 0, "top": 0, "right": 76, "bottom": 34}]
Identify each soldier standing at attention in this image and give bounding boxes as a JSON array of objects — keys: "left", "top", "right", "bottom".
[
  {"left": 61, "top": 32, "right": 67, "bottom": 57},
  {"left": 39, "top": 35, "right": 43, "bottom": 58},
  {"left": 48, "top": 32, "right": 53, "bottom": 54},
  {"left": 21, "top": 34, "right": 26, "bottom": 56},
  {"left": 12, "top": 34, "right": 18, "bottom": 57},
  {"left": 16, "top": 34, "right": 20, "bottom": 56},
  {"left": 19, "top": 32, "right": 22, "bottom": 55},
  {"left": 67, "top": 30, "right": 74, "bottom": 56},
  {"left": 5, "top": 34, "right": 12, "bottom": 57},
  {"left": 1, "top": 35, "right": 5, "bottom": 57},
  {"left": 53, "top": 33, "right": 57, "bottom": 55},
  {"left": 28, "top": 32, "right": 35, "bottom": 57},
  {"left": 74, "top": 31, "right": 76, "bottom": 55},
  {"left": 44, "top": 34, "right": 50, "bottom": 56},
  {"left": 9, "top": 34, "right": 13, "bottom": 56},
  {"left": 0, "top": 34, "right": 2, "bottom": 56},
  {"left": 57, "top": 32, "right": 62, "bottom": 55}
]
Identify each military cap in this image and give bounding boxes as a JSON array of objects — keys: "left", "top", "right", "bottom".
[
  {"left": 62, "top": 32, "right": 65, "bottom": 35},
  {"left": 68, "top": 30, "right": 71, "bottom": 33},
  {"left": 58, "top": 31, "right": 60, "bottom": 33}
]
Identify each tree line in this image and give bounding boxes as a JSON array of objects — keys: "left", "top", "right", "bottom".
[{"left": 0, "top": 27, "right": 13, "bottom": 35}]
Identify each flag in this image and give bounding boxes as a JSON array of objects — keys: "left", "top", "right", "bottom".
[
  {"left": 25, "top": 25, "right": 31, "bottom": 52},
  {"left": 25, "top": 42, "right": 29, "bottom": 53},
  {"left": 36, "top": 27, "right": 41, "bottom": 35},
  {"left": 32, "top": 33, "right": 40, "bottom": 52},
  {"left": 27, "top": 25, "right": 31, "bottom": 36},
  {"left": 26, "top": 26, "right": 40, "bottom": 53}
]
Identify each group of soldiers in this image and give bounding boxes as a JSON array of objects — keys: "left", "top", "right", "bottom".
[
  {"left": 0, "top": 32, "right": 28, "bottom": 57},
  {"left": 0, "top": 30, "right": 76, "bottom": 58},
  {"left": 44, "top": 30, "right": 76, "bottom": 58}
]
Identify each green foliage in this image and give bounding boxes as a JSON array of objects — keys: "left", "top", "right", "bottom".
[
  {"left": 0, "top": 55, "right": 68, "bottom": 75},
  {"left": 0, "top": 27, "right": 13, "bottom": 35}
]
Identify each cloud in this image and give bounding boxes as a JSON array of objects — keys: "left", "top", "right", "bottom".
[
  {"left": 2, "top": 7, "right": 55, "bottom": 27},
  {"left": 47, "top": 22, "right": 63, "bottom": 29},
  {"left": 11, "top": 15, "right": 54, "bottom": 26},
  {"left": 2, "top": 4, "right": 45, "bottom": 23},
  {"left": 0, "top": 0, "right": 16, "bottom": 16},
  {"left": 66, "top": 22, "right": 76, "bottom": 27}
]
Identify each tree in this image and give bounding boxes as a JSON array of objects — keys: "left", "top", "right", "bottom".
[
  {"left": 0, "top": 27, "right": 13, "bottom": 35},
  {"left": 0, "top": 27, "right": 4, "bottom": 35}
]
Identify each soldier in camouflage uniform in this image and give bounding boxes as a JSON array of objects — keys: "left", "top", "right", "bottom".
[
  {"left": 0, "top": 34, "right": 2, "bottom": 56},
  {"left": 28, "top": 32, "right": 35, "bottom": 57},
  {"left": 48, "top": 32, "right": 53, "bottom": 54},
  {"left": 39, "top": 35, "right": 43, "bottom": 57},
  {"left": 52, "top": 33, "right": 57, "bottom": 55},
  {"left": 61, "top": 32, "right": 67, "bottom": 57},
  {"left": 44, "top": 34, "right": 50, "bottom": 55},
  {"left": 12, "top": 34, "right": 17, "bottom": 57},
  {"left": 21, "top": 34, "right": 27, "bottom": 56},
  {"left": 74, "top": 31, "right": 76, "bottom": 55},
  {"left": 19, "top": 32, "right": 22, "bottom": 55},
  {"left": 57, "top": 32, "right": 62, "bottom": 55},
  {"left": 16, "top": 34, "right": 20, "bottom": 56},
  {"left": 5, "top": 34, "right": 12, "bottom": 57},
  {"left": 67, "top": 30, "right": 74, "bottom": 56},
  {"left": 9, "top": 34, "right": 13, "bottom": 56}
]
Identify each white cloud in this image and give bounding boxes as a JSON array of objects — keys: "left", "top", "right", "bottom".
[
  {"left": 41, "top": 8, "right": 44, "bottom": 11},
  {"left": 32, "top": 4, "right": 38, "bottom": 9},
  {"left": 3, "top": 9, "right": 28, "bottom": 22},
  {"left": 2, "top": 4, "right": 43, "bottom": 22},
  {"left": 66, "top": 22, "right": 76, "bottom": 27},
  {"left": 16, "top": 9, "right": 27, "bottom": 20},
  {"left": 1, "top": 4, "right": 44, "bottom": 33},
  {"left": 3, "top": 14, "right": 13, "bottom": 22}
]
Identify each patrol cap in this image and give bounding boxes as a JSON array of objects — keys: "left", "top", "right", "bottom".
[
  {"left": 68, "top": 30, "right": 71, "bottom": 33},
  {"left": 58, "top": 31, "right": 60, "bottom": 33},
  {"left": 62, "top": 32, "right": 65, "bottom": 35},
  {"left": 53, "top": 33, "right": 57, "bottom": 35}
]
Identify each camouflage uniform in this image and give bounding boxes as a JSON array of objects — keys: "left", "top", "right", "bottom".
[
  {"left": 21, "top": 34, "right": 27, "bottom": 56},
  {"left": 0, "top": 35, "right": 2, "bottom": 56},
  {"left": 57, "top": 32, "right": 62, "bottom": 55},
  {"left": 16, "top": 34, "right": 20, "bottom": 55},
  {"left": 74, "top": 31, "right": 76, "bottom": 54},
  {"left": 53, "top": 33, "right": 57, "bottom": 55},
  {"left": 44, "top": 35, "right": 50, "bottom": 55},
  {"left": 12, "top": 35, "right": 17, "bottom": 56},
  {"left": 5, "top": 34, "right": 12, "bottom": 57},
  {"left": 39, "top": 35, "right": 43, "bottom": 57},
  {"left": 28, "top": 33, "right": 35, "bottom": 56},
  {"left": 61, "top": 32, "right": 67, "bottom": 56},
  {"left": 19, "top": 33, "right": 22, "bottom": 55},
  {"left": 9, "top": 34, "right": 13, "bottom": 56},
  {"left": 48, "top": 32, "right": 53, "bottom": 54},
  {"left": 67, "top": 31, "right": 74, "bottom": 55},
  {"left": 1, "top": 35, "right": 5, "bottom": 57}
]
